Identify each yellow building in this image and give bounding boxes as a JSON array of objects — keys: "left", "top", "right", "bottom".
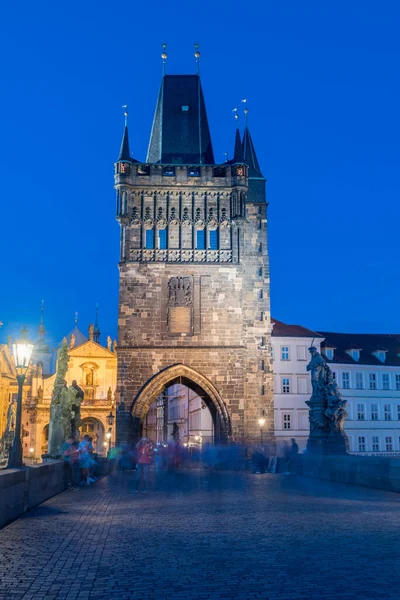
[
  {"left": 19, "top": 321, "right": 117, "bottom": 460},
  {"left": 0, "top": 344, "right": 16, "bottom": 439}
]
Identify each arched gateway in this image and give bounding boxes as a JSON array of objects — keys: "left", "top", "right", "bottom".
[
  {"left": 114, "top": 69, "right": 275, "bottom": 446},
  {"left": 130, "top": 364, "right": 231, "bottom": 443}
]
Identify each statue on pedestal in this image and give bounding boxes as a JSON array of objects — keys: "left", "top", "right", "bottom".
[
  {"left": 47, "top": 341, "right": 84, "bottom": 458},
  {"left": 0, "top": 396, "right": 18, "bottom": 465},
  {"left": 306, "top": 346, "right": 349, "bottom": 454}
]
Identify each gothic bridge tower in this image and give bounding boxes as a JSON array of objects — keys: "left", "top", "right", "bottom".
[{"left": 115, "top": 72, "right": 273, "bottom": 445}]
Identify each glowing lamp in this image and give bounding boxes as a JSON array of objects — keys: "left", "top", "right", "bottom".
[
  {"left": 258, "top": 418, "right": 266, "bottom": 428},
  {"left": 106, "top": 431, "right": 112, "bottom": 441},
  {"left": 12, "top": 326, "right": 34, "bottom": 372}
]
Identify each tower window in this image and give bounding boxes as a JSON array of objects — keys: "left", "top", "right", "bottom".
[
  {"left": 257, "top": 220, "right": 262, "bottom": 230},
  {"left": 145, "top": 229, "right": 154, "bottom": 249},
  {"left": 163, "top": 166, "right": 175, "bottom": 177},
  {"left": 258, "top": 243, "right": 262, "bottom": 253},
  {"left": 196, "top": 230, "right": 205, "bottom": 250},
  {"left": 158, "top": 229, "right": 167, "bottom": 250},
  {"left": 188, "top": 166, "right": 200, "bottom": 177},
  {"left": 258, "top": 267, "right": 263, "bottom": 277},
  {"left": 209, "top": 229, "right": 218, "bottom": 250}
]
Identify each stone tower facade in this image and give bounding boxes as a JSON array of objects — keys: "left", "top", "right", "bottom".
[{"left": 115, "top": 73, "right": 273, "bottom": 445}]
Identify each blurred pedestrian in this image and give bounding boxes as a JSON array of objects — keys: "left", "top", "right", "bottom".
[
  {"left": 134, "top": 437, "right": 153, "bottom": 493},
  {"left": 286, "top": 438, "right": 299, "bottom": 474}
]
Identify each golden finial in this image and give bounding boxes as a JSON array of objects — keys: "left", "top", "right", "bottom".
[
  {"left": 194, "top": 43, "right": 200, "bottom": 74},
  {"left": 161, "top": 43, "right": 168, "bottom": 75}
]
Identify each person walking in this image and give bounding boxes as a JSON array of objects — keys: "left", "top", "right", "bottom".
[
  {"left": 286, "top": 438, "right": 299, "bottom": 474},
  {"left": 134, "top": 437, "right": 153, "bottom": 493}
]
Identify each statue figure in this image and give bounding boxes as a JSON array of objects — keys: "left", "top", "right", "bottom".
[
  {"left": 88, "top": 324, "right": 94, "bottom": 341},
  {"left": 37, "top": 386, "right": 43, "bottom": 401},
  {"left": 107, "top": 387, "right": 113, "bottom": 402},
  {"left": 306, "top": 346, "right": 349, "bottom": 454},
  {"left": 69, "top": 334, "right": 75, "bottom": 350},
  {"left": 112, "top": 339, "right": 117, "bottom": 353},
  {"left": 107, "top": 335, "right": 112, "bottom": 351},
  {"left": 0, "top": 396, "right": 18, "bottom": 464},
  {"left": 47, "top": 341, "right": 85, "bottom": 457},
  {"left": 306, "top": 346, "right": 326, "bottom": 398}
]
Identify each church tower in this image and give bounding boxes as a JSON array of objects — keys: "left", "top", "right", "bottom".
[{"left": 115, "top": 68, "right": 273, "bottom": 445}]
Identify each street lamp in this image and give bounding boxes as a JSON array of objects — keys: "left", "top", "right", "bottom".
[
  {"left": 106, "top": 410, "right": 115, "bottom": 454},
  {"left": 8, "top": 327, "right": 34, "bottom": 468},
  {"left": 258, "top": 417, "right": 266, "bottom": 445}
]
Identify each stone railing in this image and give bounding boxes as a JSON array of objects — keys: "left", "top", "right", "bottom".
[{"left": 295, "top": 454, "right": 400, "bottom": 493}]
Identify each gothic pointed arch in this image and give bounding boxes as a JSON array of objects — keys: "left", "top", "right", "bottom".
[{"left": 130, "top": 364, "right": 231, "bottom": 442}]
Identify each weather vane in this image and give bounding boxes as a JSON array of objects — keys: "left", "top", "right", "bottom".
[
  {"left": 194, "top": 43, "right": 200, "bottom": 74},
  {"left": 241, "top": 99, "right": 249, "bottom": 124}
]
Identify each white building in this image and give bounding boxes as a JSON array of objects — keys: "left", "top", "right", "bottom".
[{"left": 272, "top": 319, "right": 400, "bottom": 456}]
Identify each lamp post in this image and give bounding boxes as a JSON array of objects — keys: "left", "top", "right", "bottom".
[
  {"left": 106, "top": 410, "right": 115, "bottom": 454},
  {"left": 258, "top": 417, "right": 266, "bottom": 446},
  {"left": 8, "top": 327, "right": 34, "bottom": 469}
]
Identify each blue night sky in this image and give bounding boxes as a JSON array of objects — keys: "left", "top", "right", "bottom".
[{"left": 0, "top": 0, "right": 399, "bottom": 349}]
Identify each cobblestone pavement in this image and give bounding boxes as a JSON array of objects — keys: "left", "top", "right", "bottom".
[{"left": 0, "top": 471, "right": 399, "bottom": 600}]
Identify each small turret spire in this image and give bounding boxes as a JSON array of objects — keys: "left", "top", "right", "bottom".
[
  {"left": 93, "top": 304, "right": 101, "bottom": 343},
  {"left": 38, "top": 299, "right": 45, "bottom": 340},
  {"left": 74, "top": 311, "right": 79, "bottom": 325},
  {"left": 118, "top": 106, "right": 131, "bottom": 162},
  {"left": 233, "top": 114, "right": 244, "bottom": 163}
]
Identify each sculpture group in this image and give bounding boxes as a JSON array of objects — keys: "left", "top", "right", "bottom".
[
  {"left": 47, "top": 340, "right": 84, "bottom": 458},
  {"left": 306, "top": 346, "right": 349, "bottom": 454}
]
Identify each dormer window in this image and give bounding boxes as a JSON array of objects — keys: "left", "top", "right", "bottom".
[
  {"left": 325, "top": 348, "right": 334, "bottom": 360},
  {"left": 350, "top": 350, "right": 360, "bottom": 362},
  {"left": 375, "top": 350, "right": 387, "bottom": 363}
]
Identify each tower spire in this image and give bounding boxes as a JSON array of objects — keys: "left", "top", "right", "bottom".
[
  {"left": 38, "top": 299, "right": 45, "bottom": 340},
  {"left": 93, "top": 304, "right": 101, "bottom": 343},
  {"left": 118, "top": 106, "right": 131, "bottom": 162}
]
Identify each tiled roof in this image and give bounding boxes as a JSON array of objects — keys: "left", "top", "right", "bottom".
[
  {"left": 272, "top": 319, "right": 323, "bottom": 339},
  {"left": 318, "top": 331, "right": 400, "bottom": 367}
]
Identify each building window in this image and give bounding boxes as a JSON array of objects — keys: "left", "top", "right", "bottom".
[
  {"left": 355, "top": 372, "right": 363, "bottom": 390},
  {"left": 259, "top": 289, "right": 263, "bottom": 299},
  {"left": 260, "top": 336, "right": 266, "bottom": 348},
  {"left": 158, "top": 229, "right": 167, "bottom": 249},
  {"left": 386, "top": 436, "right": 393, "bottom": 451},
  {"left": 196, "top": 230, "right": 205, "bottom": 250},
  {"left": 297, "top": 346, "right": 307, "bottom": 361},
  {"left": 371, "top": 404, "right": 378, "bottom": 421},
  {"left": 357, "top": 404, "right": 365, "bottom": 421},
  {"left": 283, "top": 414, "right": 291, "bottom": 429},
  {"left": 145, "top": 229, "right": 154, "bottom": 249},
  {"left": 397, "top": 405, "right": 400, "bottom": 421},
  {"left": 261, "top": 385, "right": 265, "bottom": 396},
  {"left": 342, "top": 372, "right": 350, "bottom": 389},
  {"left": 282, "top": 378, "right": 290, "bottom": 394},
  {"left": 358, "top": 436, "right": 366, "bottom": 452},
  {"left": 259, "top": 359, "right": 265, "bottom": 371},
  {"left": 369, "top": 373, "right": 377, "bottom": 390},
  {"left": 258, "top": 243, "right": 262, "bottom": 253},
  {"left": 350, "top": 350, "right": 360, "bottom": 361},
  {"left": 372, "top": 436, "right": 379, "bottom": 452},
  {"left": 332, "top": 371, "right": 337, "bottom": 381},
  {"left": 396, "top": 373, "right": 400, "bottom": 391},
  {"left": 209, "top": 229, "right": 218, "bottom": 250},
  {"left": 258, "top": 267, "right": 263, "bottom": 277},
  {"left": 181, "top": 105, "right": 189, "bottom": 112},
  {"left": 259, "top": 312, "right": 264, "bottom": 321},
  {"left": 382, "top": 373, "right": 390, "bottom": 390},
  {"left": 325, "top": 348, "right": 334, "bottom": 360},
  {"left": 384, "top": 404, "right": 392, "bottom": 421},
  {"left": 281, "top": 346, "right": 290, "bottom": 361}
]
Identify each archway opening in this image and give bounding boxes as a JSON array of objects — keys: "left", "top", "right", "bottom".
[
  {"left": 143, "top": 382, "right": 214, "bottom": 447},
  {"left": 79, "top": 417, "right": 105, "bottom": 454},
  {"left": 129, "top": 365, "right": 231, "bottom": 445}
]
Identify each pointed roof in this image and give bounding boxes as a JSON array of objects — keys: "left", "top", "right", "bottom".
[
  {"left": 118, "top": 125, "right": 132, "bottom": 162},
  {"left": 242, "top": 126, "right": 263, "bottom": 178},
  {"left": 147, "top": 74, "right": 215, "bottom": 165},
  {"left": 233, "top": 127, "right": 244, "bottom": 163}
]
